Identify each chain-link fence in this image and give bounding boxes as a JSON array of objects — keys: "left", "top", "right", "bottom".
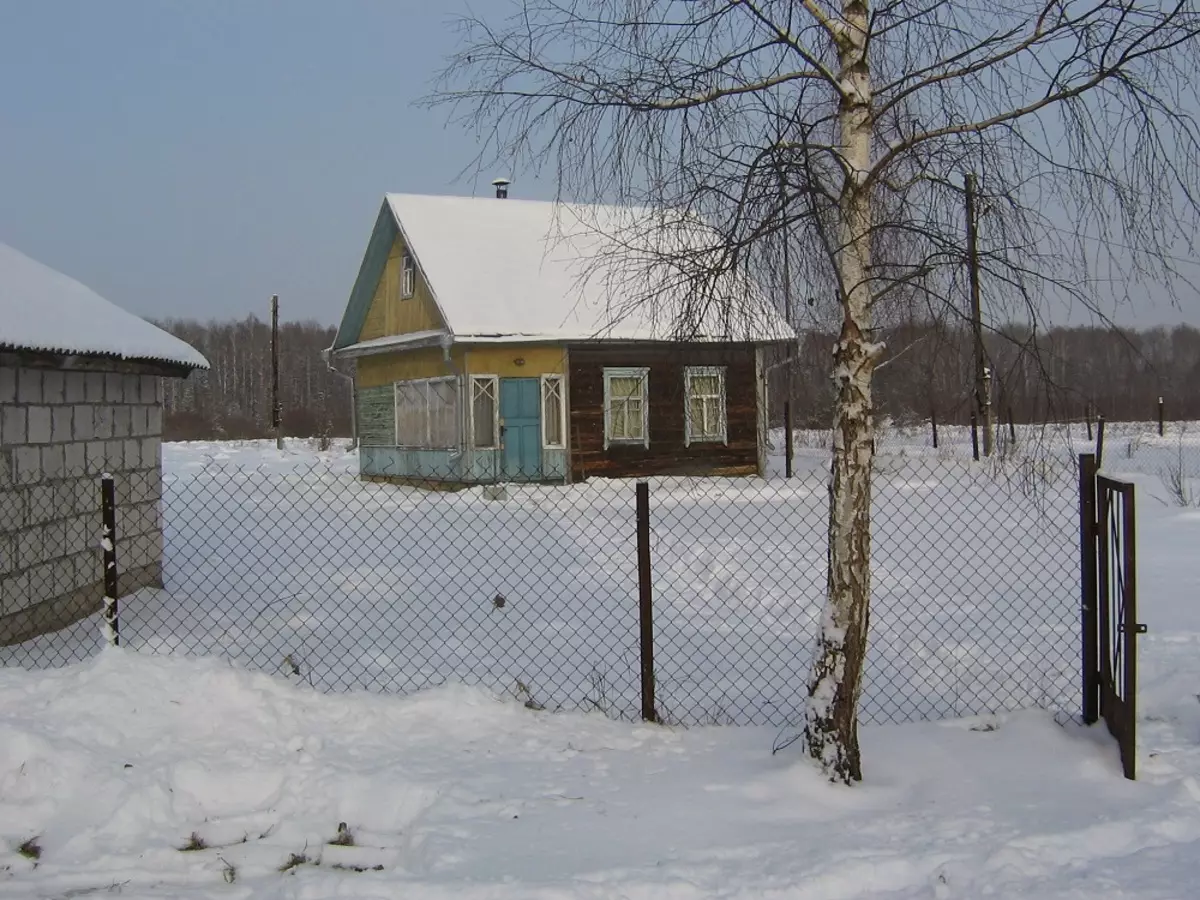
[{"left": 1, "top": 427, "right": 1101, "bottom": 728}]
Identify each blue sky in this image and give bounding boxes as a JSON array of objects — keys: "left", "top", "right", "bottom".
[
  {"left": 1, "top": 1, "right": 1196, "bottom": 329},
  {"left": 0, "top": 0, "right": 556, "bottom": 326}
]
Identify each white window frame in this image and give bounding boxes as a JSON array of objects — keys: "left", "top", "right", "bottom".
[
  {"left": 393, "top": 376, "right": 460, "bottom": 449},
  {"left": 470, "top": 375, "right": 500, "bottom": 450},
  {"left": 684, "top": 366, "right": 728, "bottom": 446},
  {"left": 400, "top": 252, "right": 415, "bottom": 299},
  {"left": 540, "top": 374, "right": 567, "bottom": 449},
  {"left": 602, "top": 367, "right": 650, "bottom": 449}
]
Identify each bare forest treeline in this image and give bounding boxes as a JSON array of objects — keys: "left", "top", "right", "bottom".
[
  {"left": 152, "top": 317, "right": 354, "bottom": 442},
  {"left": 772, "top": 322, "right": 1200, "bottom": 429},
  {"left": 153, "top": 316, "right": 1197, "bottom": 442}
]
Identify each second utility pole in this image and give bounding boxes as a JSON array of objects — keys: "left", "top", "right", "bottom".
[
  {"left": 271, "top": 294, "right": 283, "bottom": 451},
  {"left": 965, "top": 174, "right": 993, "bottom": 458}
]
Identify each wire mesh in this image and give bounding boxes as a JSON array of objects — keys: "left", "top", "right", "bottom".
[{"left": 2, "top": 420, "right": 1143, "bottom": 729}]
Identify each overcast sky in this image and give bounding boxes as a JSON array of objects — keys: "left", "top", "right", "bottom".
[{"left": 1, "top": 1, "right": 1197, "bottom": 330}]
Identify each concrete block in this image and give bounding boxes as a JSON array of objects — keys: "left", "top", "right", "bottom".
[
  {"left": 41, "top": 444, "right": 65, "bottom": 480},
  {"left": 27, "top": 485, "right": 57, "bottom": 526},
  {"left": 113, "top": 406, "right": 131, "bottom": 438},
  {"left": 85, "top": 441, "right": 107, "bottom": 475},
  {"left": 64, "top": 515, "right": 92, "bottom": 556},
  {"left": 52, "top": 407, "right": 73, "bottom": 443},
  {"left": 0, "top": 450, "right": 11, "bottom": 490},
  {"left": 43, "top": 371, "right": 65, "bottom": 404},
  {"left": 130, "top": 405, "right": 147, "bottom": 437},
  {"left": 0, "top": 533, "right": 13, "bottom": 576},
  {"left": 1, "top": 571, "right": 32, "bottom": 616},
  {"left": 140, "top": 376, "right": 157, "bottom": 404},
  {"left": 94, "top": 406, "right": 114, "bottom": 440},
  {"left": 155, "top": 379, "right": 164, "bottom": 404},
  {"left": 27, "top": 407, "right": 52, "bottom": 444},
  {"left": 2, "top": 407, "right": 27, "bottom": 446},
  {"left": 17, "top": 527, "right": 44, "bottom": 568},
  {"left": 64, "top": 442, "right": 86, "bottom": 476},
  {"left": 141, "top": 437, "right": 161, "bottom": 470},
  {"left": 0, "top": 486, "right": 22, "bottom": 527},
  {"left": 148, "top": 406, "right": 163, "bottom": 436},
  {"left": 84, "top": 372, "right": 105, "bottom": 403},
  {"left": 131, "top": 471, "right": 161, "bottom": 503},
  {"left": 76, "top": 551, "right": 100, "bottom": 588},
  {"left": 27, "top": 562, "right": 57, "bottom": 606},
  {"left": 14, "top": 447, "right": 41, "bottom": 485},
  {"left": 64, "top": 371, "right": 86, "bottom": 404},
  {"left": 123, "top": 374, "right": 142, "bottom": 403},
  {"left": 105, "top": 440, "right": 126, "bottom": 471},
  {"left": 17, "top": 369, "right": 42, "bottom": 404},
  {"left": 72, "top": 405, "right": 94, "bottom": 441},
  {"left": 124, "top": 440, "right": 140, "bottom": 471},
  {"left": 105, "top": 373, "right": 124, "bottom": 403},
  {"left": 0, "top": 367, "right": 15, "bottom": 404}
]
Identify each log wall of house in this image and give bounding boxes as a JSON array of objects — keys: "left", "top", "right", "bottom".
[{"left": 566, "top": 343, "right": 761, "bottom": 479}]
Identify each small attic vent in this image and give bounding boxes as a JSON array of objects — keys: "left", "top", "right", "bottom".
[{"left": 491, "top": 177, "right": 512, "bottom": 199}]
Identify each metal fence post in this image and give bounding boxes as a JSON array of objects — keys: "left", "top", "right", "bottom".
[
  {"left": 100, "top": 474, "right": 120, "bottom": 647},
  {"left": 1079, "top": 454, "right": 1098, "bottom": 725},
  {"left": 1096, "top": 415, "right": 1106, "bottom": 469},
  {"left": 783, "top": 400, "right": 794, "bottom": 479},
  {"left": 635, "top": 481, "right": 657, "bottom": 723},
  {"left": 1157, "top": 396, "right": 1165, "bottom": 437},
  {"left": 930, "top": 408, "right": 939, "bottom": 449},
  {"left": 970, "top": 413, "right": 980, "bottom": 461}
]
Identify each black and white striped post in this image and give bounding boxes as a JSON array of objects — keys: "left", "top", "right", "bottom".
[{"left": 100, "top": 473, "right": 120, "bottom": 647}]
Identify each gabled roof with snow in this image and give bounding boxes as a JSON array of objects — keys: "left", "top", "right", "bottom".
[
  {"left": 332, "top": 193, "right": 794, "bottom": 353},
  {"left": 0, "top": 242, "right": 208, "bottom": 370}
]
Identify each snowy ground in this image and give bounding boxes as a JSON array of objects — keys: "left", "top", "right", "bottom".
[
  {"left": 0, "top": 491, "right": 1197, "bottom": 899},
  {"left": 1, "top": 430, "right": 1198, "bottom": 897},
  {"left": 4, "top": 436, "right": 1088, "bottom": 727}
]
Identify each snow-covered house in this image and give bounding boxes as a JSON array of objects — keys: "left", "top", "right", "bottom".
[
  {"left": 328, "top": 191, "right": 794, "bottom": 485},
  {"left": 0, "top": 242, "right": 208, "bottom": 645}
]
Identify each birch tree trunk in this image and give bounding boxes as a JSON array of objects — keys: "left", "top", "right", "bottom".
[{"left": 804, "top": 0, "right": 881, "bottom": 785}]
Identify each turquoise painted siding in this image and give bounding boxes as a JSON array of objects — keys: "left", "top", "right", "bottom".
[
  {"left": 356, "top": 385, "right": 395, "bottom": 446},
  {"left": 356, "top": 380, "right": 569, "bottom": 484},
  {"left": 362, "top": 447, "right": 465, "bottom": 480}
]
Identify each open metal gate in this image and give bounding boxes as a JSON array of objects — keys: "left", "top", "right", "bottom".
[{"left": 1080, "top": 454, "right": 1145, "bottom": 780}]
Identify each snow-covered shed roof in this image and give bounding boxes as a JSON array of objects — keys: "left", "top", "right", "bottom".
[
  {"left": 332, "top": 193, "right": 794, "bottom": 353},
  {"left": 0, "top": 242, "right": 208, "bottom": 371}
]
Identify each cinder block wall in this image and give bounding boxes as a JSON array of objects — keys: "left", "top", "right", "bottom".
[{"left": 0, "top": 364, "right": 165, "bottom": 645}]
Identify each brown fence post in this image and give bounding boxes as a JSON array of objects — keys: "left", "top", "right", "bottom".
[
  {"left": 1096, "top": 415, "right": 1106, "bottom": 469},
  {"left": 930, "top": 408, "right": 939, "bottom": 449},
  {"left": 1079, "top": 454, "right": 1098, "bottom": 725},
  {"left": 1007, "top": 407, "right": 1016, "bottom": 445},
  {"left": 100, "top": 474, "right": 120, "bottom": 647},
  {"left": 970, "top": 413, "right": 980, "bottom": 461},
  {"left": 1157, "top": 396, "right": 1165, "bottom": 437},
  {"left": 635, "top": 482, "right": 657, "bottom": 723},
  {"left": 784, "top": 400, "right": 794, "bottom": 479}
]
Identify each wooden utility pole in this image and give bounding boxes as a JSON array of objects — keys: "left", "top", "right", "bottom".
[
  {"left": 965, "top": 174, "right": 994, "bottom": 457},
  {"left": 271, "top": 294, "right": 282, "bottom": 450}
]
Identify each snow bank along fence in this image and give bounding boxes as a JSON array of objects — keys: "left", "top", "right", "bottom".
[{"left": 2, "top": 439, "right": 1093, "bottom": 730}]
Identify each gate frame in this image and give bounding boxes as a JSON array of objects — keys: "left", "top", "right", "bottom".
[{"left": 1079, "top": 453, "right": 1145, "bottom": 780}]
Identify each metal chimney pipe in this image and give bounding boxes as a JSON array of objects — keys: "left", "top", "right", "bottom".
[{"left": 491, "top": 177, "right": 512, "bottom": 199}]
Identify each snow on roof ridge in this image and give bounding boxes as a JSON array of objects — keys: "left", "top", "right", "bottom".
[{"left": 0, "top": 242, "right": 209, "bottom": 370}]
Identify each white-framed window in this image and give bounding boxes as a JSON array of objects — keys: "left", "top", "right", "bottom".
[
  {"left": 394, "top": 376, "right": 460, "bottom": 448},
  {"left": 471, "top": 375, "right": 499, "bottom": 449},
  {"left": 400, "top": 252, "right": 415, "bottom": 299},
  {"left": 684, "top": 366, "right": 727, "bottom": 445},
  {"left": 603, "top": 367, "right": 650, "bottom": 448},
  {"left": 541, "top": 375, "right": 566, "bottom": 449}
]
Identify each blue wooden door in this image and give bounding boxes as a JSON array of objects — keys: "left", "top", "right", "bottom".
[{"left": 500, "top": 378, "right": 542, "bottom": 481}]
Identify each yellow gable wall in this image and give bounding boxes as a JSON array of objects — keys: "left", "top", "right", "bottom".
[
  {"left": 463, "top": 345, "right": 566, "bottom": 377},
  {"left": 358, "top": 236, "right": 444, "bottom": 342},
  {"left": 356, "top": 347, "right": 463, "bottom": 389}
]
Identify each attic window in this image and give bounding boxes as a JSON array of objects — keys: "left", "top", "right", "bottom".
[{"left": 401, "top": 252, "right": 415, "bottom": 299}]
